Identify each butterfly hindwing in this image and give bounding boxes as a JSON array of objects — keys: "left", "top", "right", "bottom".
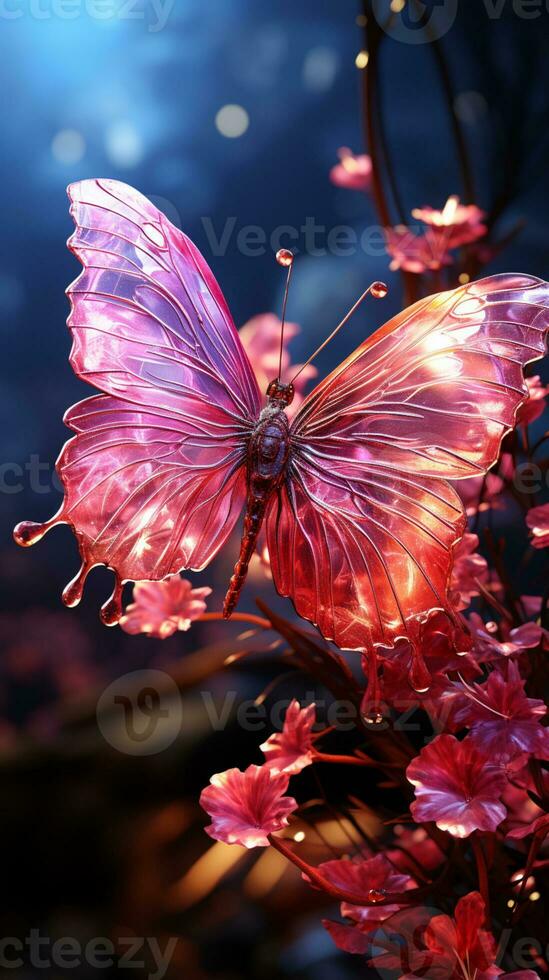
[{"left": 267, "top": 275, "right": 549, "bottom": 652}]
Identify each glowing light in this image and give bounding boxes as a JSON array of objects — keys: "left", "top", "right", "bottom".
[
  {"left": 355, "top": 50, "right": 369, "bottom": 69},
  {"left": 459, "top": 272, "right": 470, "bottom": 284},
  {"left": 507, "top": 899, "right": 515, "bottom": 909},
  {"left": 105, "top": 121, "right": 144, "bottom": 168},
  {"left": 530, "top": 891, "right": 541, "bottom": 901},
  {"left": 51, "top": 129, "right": 86, "bottom": 165},
  {"left": 293, "top": 830, "right": 306, "bottom": 842},
  {"left": 391, "top": 0, "right": 406, "bottom": 11},
  {"left": 215, "top": 104, "right": 249, "bottom": 138}
]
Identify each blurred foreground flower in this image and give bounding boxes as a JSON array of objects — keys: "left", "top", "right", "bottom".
[
  {"left": 200, "top": 764, "right": 297, "bottom": 847},
  {"left": 526, "top": 502, "right": 549, "bottom": 549},
  {"left": 329, "top": 147, "right": 372, "bottom": 191},
  {"left": 407, "top": 734, "right": 507, "bottom": 837},
  {"left": 260, "top": 699, "right": 316, "bottom": 775},
  {"left": 120, "top": 576, "right": 211, "bottom": 638}
]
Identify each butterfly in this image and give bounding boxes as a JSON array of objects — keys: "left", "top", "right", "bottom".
[{"left": 14, "top": 179, "right": 549, "bottom": 687}]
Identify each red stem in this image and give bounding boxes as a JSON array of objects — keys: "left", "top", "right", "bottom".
[
  {"left": 197, "top": 611, "right": 271, "bottom": 630},
  {"left": 472, "top": 834, "right": 491, "bottom": 920},
  {"left": 312, "top": 750, "right": 379, "bottom": 767}
]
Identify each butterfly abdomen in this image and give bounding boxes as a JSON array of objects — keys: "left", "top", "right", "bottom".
[{"left": 223, "top": 405, "right": 291, "bottom": 618}]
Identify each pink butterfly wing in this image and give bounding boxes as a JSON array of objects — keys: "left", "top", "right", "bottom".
[
  {"left": 15, "top": 179, "right": 260, "bottom": 620},
  {"left": 267, "top": 274, "right": 549, "bottom": 656}
]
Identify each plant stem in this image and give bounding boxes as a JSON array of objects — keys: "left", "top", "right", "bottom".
[
  {"left": 198, "top": 611, "right": 271, "bottom": 630},
  {"left": 472, "top": 834, "right": 490, "bottom": 919}
]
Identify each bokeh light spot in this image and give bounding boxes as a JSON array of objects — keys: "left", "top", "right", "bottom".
[
  {"left": 51, "top": 129, "right": 86, "bottom": 165},
  {"left": 215, "top": 104, "right": 250, "bottom": 138},
  {"left": 105, "top": 121, "right": 144, "bottom": 168}
]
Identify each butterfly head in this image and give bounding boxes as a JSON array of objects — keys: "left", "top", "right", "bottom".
[{"left": 266, "top": 379, "right": 294, "bottom": 406}]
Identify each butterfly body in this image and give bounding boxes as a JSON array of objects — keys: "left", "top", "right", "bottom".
[{"left": 223, "top": 383, "right": 293, "bottom": 617}]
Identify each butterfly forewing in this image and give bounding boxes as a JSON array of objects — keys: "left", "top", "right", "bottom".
[
  {"left": 267, "top": 275, "right": 549, "bottom": 652},
  {"left": 16, "top": 179, "right": 260, "bottom": 616}
]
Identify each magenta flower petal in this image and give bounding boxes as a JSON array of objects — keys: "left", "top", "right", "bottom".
[
  {"left": 260, "top": 699, "right": 316, "bottom": 775},
  {"left": 407, "top": 734, "right": 507, "bottom": 837},
  {"left": 199, "top": 764, "right": 297, "bottom": 848},
  {"left": 451, "top": 532, "right": 489, "bottom": 610},
  {"left": 411, "top": 196, "right": 487, "bottom": 249},
  {"left": 452, "top": 662, "right": 546, "bottom": 761}
]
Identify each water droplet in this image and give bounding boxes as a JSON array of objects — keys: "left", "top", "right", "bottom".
[
  {"left": 100, "top": 575, "right": 123, "bottom": 626},
  {"left": 62, "top": 562, "right": 91, "bottom": 608},
  {"left": 363, "top": 709, "right": 384, "bottom": 725},
  {"left": 370, "top": 281, "right": 388, "bottom": 299},
  {"left": 13, "top": 518, "right": 58, "bottom": 547},
  {"left": 408, "top": 647, "right": 431, "bottom": 693},
  {"left": 276, "top": 248, "right": 294, "bottom": 267},
  {"left": 367, "top": 888, "right": 386, "bottom": 903}
]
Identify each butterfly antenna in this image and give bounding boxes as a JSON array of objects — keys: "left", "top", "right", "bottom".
[
  {"left": 290, "top": 280, "right": 388, "bottom": 384},
  {"left": 276, "top": 249, "right": 295, "bottom": 381}
]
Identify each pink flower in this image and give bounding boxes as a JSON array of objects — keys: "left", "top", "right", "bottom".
[
  {"left": 526, "top": 503, "right": 549, "bottom": 549},
  {"left": 384, "top": 225, "right": 452, "bottom": 274},
  {"left": 407, "top": 734, "right": 507, "bottom": 837},
  {"left": 452, "top": 663, "right": 547, "bottom": 761},
  {"left": 319, "top": 854, "right": 414, "bottom": 955},
  {"left": 451, "top": 533, "right": 489, "bottom": 610},
  {"left": 411, "top": 195, "right": 487, "bottom": 249},
  {"left": 260, "top": 699, "right": 316, "bottom": 775},
  {"left": 329, "top": 147, "right": 372, "bottom": 191},
  {"left": 120, "top": 576, "right": 211, "bottom": 638},
  {"left": 518, "top": 375, "right": 549, "bottom": 426},
  {"left": 239, "top": 313, "right": 317, "bottom": 417},
  {"left": 199, "top": 764, "right": 297, "bottom": 848}
]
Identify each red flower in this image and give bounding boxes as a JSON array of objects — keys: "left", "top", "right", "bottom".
[
  {"left": 329, "top": 147, "right": 372, "bottom": 191},
  {"left": 384, "top": 225, "right": 452, "bottom": 274},
  {"left": 411, "top": 195, "right": 487, "bottom": 249},
  {"left": 319, "top": 853, "right": 414, "bottom": 955},
  {"left": 526, "top": 503, "right": 549, "bottom": 549},
  {"left": 452, "top": 663, "right": 547, "bottom": 761},
  {"left": 407, "top": 734, "right": 507, "bottom": 837},
  {"left": 369, "top": 893, "right": 500, "bottom": 979},
  {"left": 260, "top": 699, "right": 316, "bottom": 775},
  {"left": 451, "top": 533, "right": 489, "bottom": 610},
  {"left": 518, "top": 375, "right": 549, "bottom": 426},
  {"left": 200, "top": 764, "right": 297, "bottom": 848},
  {"left": 120, "top": 576, "right": 211, "bottom": 638},
  {"left": 239, "top": 313, "right": 317, "bottom": 417}
]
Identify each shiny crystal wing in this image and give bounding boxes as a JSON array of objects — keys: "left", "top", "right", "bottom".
[
  {"left": 268, "top": 275, "right": 549, "bottom": 652},
  {"left": 15, "top": 179, "right": 261, "bottom": 620}
]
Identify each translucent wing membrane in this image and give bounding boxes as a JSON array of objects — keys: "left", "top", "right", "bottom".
[
  {"left": 268, "top": 275, "right": 549, "bottom": 658},
  {"left": 14, "top": 179, "right": 260, "bottom": 622}
]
